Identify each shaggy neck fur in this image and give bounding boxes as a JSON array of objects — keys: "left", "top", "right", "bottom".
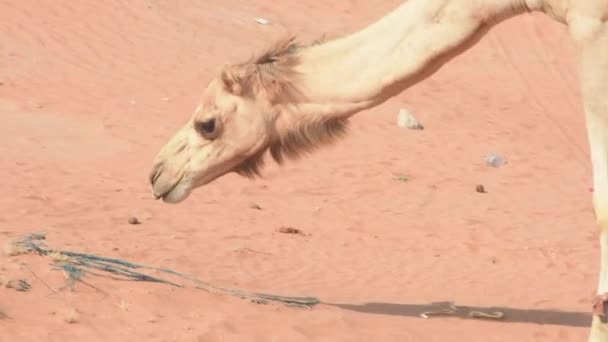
[{"left": 226, "top": 35, "right": 379, "bottom": 178}]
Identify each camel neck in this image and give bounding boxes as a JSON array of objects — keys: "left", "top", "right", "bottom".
[{"left": 294, "top": 0, "right": 528, "bottom": 108}]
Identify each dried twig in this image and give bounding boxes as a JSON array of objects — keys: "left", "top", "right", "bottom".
[
  {"left": 24, "top": 264, "right": 59, "bottom": 295},
  {"left": 419, "top": 302, "right": 504, "bottom": 320}
]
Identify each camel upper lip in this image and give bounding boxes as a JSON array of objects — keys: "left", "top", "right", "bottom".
[
  {"left": 152, "top": 174, "right": 184, "bottom": 200},
  {"left": 149, "top": 163, "right": 163, "bottom": 185}
]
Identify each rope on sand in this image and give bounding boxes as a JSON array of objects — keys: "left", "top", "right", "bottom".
[{"left": 10, "top": 233, "right": 320, "bottom": 309}]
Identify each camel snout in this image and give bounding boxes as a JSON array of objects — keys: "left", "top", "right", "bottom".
[
  {"left": 148, "top": 161, "right": 187, "bottom": 202},
  {"left": 149, "top": 162, "right": 163, "bottom": 186},
  {"left": 148, "top": 162, "right": 173, "bottom": 200},
  {"left": 149, "top": 162, "right": 165, "bottom": 200}
]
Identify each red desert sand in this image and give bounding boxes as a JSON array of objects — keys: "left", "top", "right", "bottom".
[{"left": 0, "top": 1, "right": 599, "bottom": 341}]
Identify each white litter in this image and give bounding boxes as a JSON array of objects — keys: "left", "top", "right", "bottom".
[
  {"left": 485, "top": 153, "right": 506, "bottom": 167},
  {"left": 255, "top": 18, "right": 271, "bottom": 25}
]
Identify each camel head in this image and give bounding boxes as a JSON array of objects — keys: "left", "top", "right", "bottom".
[
  {"left": 149, "top": 72, "right": 272, "bottom": 203},
  {"left": 149, "top": 36, "right": 350, "bottom": 203}
]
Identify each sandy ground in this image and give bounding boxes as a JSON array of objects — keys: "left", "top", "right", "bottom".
[{"left": 0, "top": 1, "right": 600, "bottom": 341}]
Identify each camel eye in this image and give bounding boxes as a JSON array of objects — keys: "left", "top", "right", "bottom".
[{"left": 195, "top": 118, "right": 218, "bottom": 139}]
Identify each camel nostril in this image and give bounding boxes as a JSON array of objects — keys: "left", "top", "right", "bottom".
[{"left": 149, "top": 163, "right": 163, "bottom": 185}]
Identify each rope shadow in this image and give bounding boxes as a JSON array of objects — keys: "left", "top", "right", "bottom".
[{"left": 324, "top": 301, "right": 592, "bottom": 327}]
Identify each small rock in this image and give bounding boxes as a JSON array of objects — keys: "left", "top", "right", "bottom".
[
  {"left": 485, "top": 153, "right": 505, "bottom": 167},
  {"left": 250, "top": 204, "right": 262, "bottom": 210},
  {"left": 127, "top": 217, "right": 140, "bottom": 225},
  {"left": 394, "top": 175, "right": 409, "bottom": 182},
  {"left": 475, "top": 184, "right": 486, "bottom": 193},
  {"left": 277, "top": 226, "right": 302, "bottom": 235},
  {"left": 254, "top": 17, "right": 271, "bottom": 25},
  {"left": 117, "top": 299, "right": 130, "bottom": 311},
  {"left": 397, "top": 108, "right": 424, "bottom": 130},
  {"left": 63, "top": 308, "right": 79, "bottom": 324}
]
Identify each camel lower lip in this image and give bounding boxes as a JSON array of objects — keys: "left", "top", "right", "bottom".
[{"left": 160, "top": 191, "right": 189, "bottom": 204}]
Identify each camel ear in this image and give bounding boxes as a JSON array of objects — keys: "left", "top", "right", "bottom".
[{"left": 220, "top": 64, "right": 244, "bottom": 96}]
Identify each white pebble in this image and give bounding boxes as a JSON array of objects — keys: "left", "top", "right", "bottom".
[{"left": 397, "top": 108, "right": 423, "bottom": 130}]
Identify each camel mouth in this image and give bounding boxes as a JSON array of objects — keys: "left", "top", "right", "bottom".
[
  {"left": 160, "top": 191, "right": 189, "bottom": 204},
  {"left": 158, "top": 183, "right": 191, "bottom": 204},
  {"left": 152, "top": 174, "right": 188, "bottom": 203}
]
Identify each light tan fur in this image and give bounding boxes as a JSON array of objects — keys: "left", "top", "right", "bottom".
[{"left": 150, "top": 1, "right": 608, "bottom": 339}]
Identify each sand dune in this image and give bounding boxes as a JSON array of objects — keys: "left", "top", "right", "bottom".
[{"left": 0, "top": 1, "right": 597, "bottom": 341}]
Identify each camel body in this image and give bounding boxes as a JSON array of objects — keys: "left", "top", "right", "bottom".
[{"left": 150, "top": 1, "right": 608, "bottom": 340}]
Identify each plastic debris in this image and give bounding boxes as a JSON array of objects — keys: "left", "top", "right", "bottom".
[
  {"left": 485, "top": 153, "right": 506, "bottom": 167},
  {"left": 9, "top": 233, "right": 321, "bottom": 308}
]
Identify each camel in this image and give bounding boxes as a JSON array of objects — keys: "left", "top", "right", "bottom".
[{"left": 149, "top": 0, "right": 608, "bottom": 340}]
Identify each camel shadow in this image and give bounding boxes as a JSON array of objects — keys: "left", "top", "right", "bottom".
[{"left": 324, "top": 300, "right": 591, "bottom": 327}]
